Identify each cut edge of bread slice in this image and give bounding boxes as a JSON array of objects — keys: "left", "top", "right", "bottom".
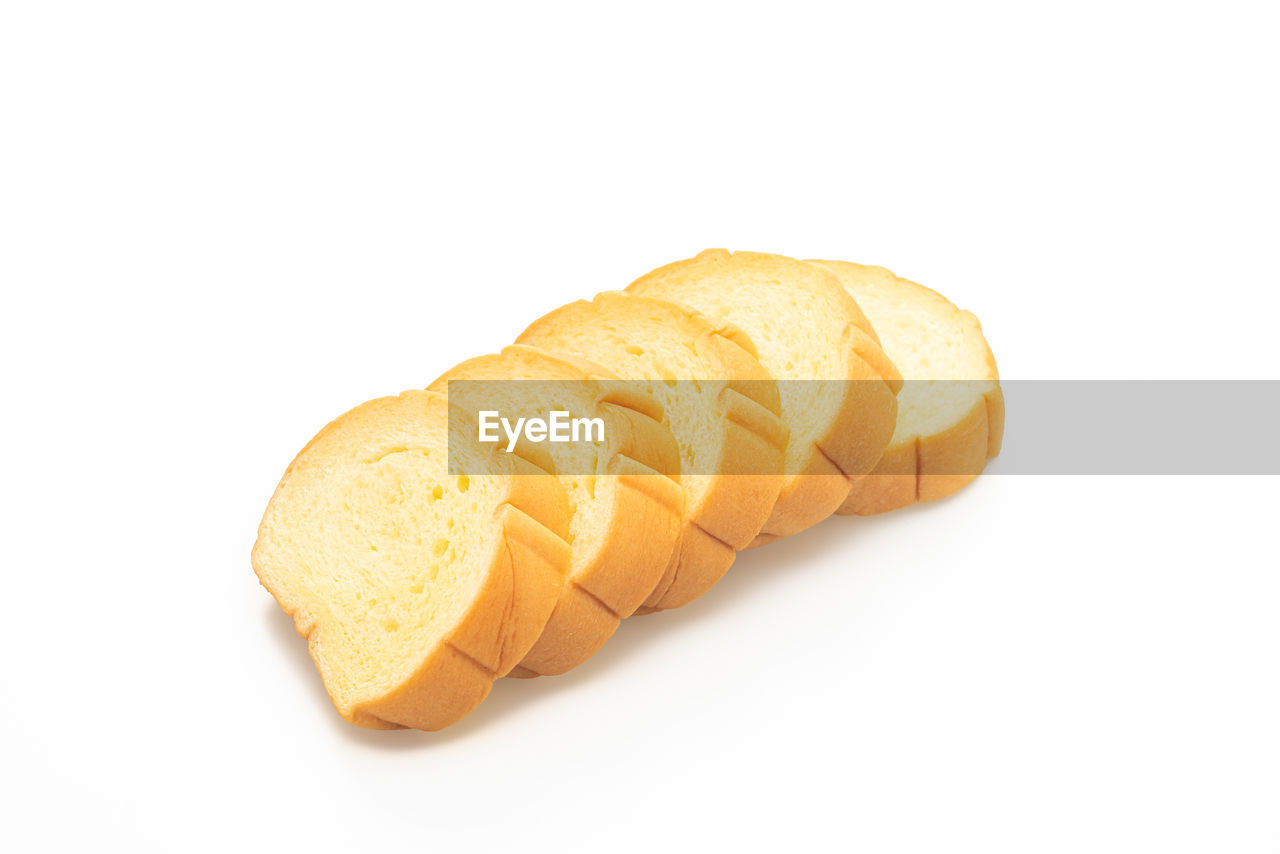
[
  {"left": 627, "top": 249, "right": 901, "bottom": 545},
  {"left": 516, "top": 290, "right": 789, "bottom": 611},
  {"left": 808, "top": 260, "right": 1003, "bottom": 515},
  {"left": 251, "top": 389, "right": 571, "bottom": 730},
  {"left": 428, "top": 345, "right": 684, "bottom": 676}
]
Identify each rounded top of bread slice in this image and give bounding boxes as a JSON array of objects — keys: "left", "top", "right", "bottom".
[
  {"left": 626, "top": 249, "right": 900, "bottom": 535},
  {"left": 517, "top": 290, "right": 776, "bottom": 393},
  {"left": 515, "top": 290, "right": 788, "bottom": 552},
  {"left": 252, "top": 389, "right": 569, "bottom": 725},
  {"left": 807, "top": 260, "right": 1000, "bottom": 443},
  {"left": 516, "top": 290, "right": 785, "bottom": 473}
]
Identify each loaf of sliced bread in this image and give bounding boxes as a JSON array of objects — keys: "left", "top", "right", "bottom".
[
  {"left": 807, "top": 260, "right": 1004, "bottom": 515},
  {"left": 252, "top": 390, "right": 571, "bottom": 730},
  {"left": 516, "top": 291, "right": 789, "bottom": 610},
  {"left": 627, "top": 249, "right": 902, "bottom": 544},
  {"left": 255, "top": 251, "right": 1005, "bottom": 732},
  {"left": 428, "top": 345, "right": 684, "bottom": 676}
]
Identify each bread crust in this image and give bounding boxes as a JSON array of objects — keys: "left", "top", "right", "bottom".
[
  {"left": 429, "top": 346, "right": 684, "bottom": 676},
  {"left": 807, "top": 260, "right": 1003, "bottom": 516},
  {"left": 253, "top": 391, "right": 572, "bottom": 731},
  {"left": 516, "top": 292, "right": 789, "bottom": 610},
  {"left": 628, "top": 249, "right": 900, "bottom": 542}
]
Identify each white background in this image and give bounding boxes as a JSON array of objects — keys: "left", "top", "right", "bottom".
[{"left": 2, "top": 2, "right": 1277, "bottom": 851}]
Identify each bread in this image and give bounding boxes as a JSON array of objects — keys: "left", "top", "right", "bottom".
[
  {"left": 627, "top": 249, "right": 902, "bottom": 545},
  {"left": 428, "top": 345, "right": 684, "bottom": 675},
  {"left": 807, "top": 260, "right": 1004, "bottom": 515},
  {"left": 251, "top": 390, "right": 571, "bottom": 730},
  {"left": 254, "top": 250, "right": 1004, "bottom": 732},
  {"left": 515, "top": 291, "right": 789, "bottom": 611}
]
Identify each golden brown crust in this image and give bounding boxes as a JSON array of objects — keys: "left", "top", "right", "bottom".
[
  {"left": 507, "top": 581, "right": 616, "bottom": 678},
  {"left": 516, "top": 461, "right": 684, "bottom": 674},
  {"left": 839, "top": 393, "right": 998, "bottom": 515},
  {"left": 445, "top": 499, "right": 572, "bottom": 677},
  {"left": 515, "top": 291, "right": 788, "bottom": 610},
  {"left": 806, "top": 260, "right": 1004, "bottom": 516},
  {"left": 984, "top": 384, "right": 1006, "bottom": 459},
  {"left": 349, "top": 644, "right": 489, "bottom": 730},
  {"left": 628, "top": 249, "right": 899, "bottom": 541},
  {"left": 429, "top": 346, "right": 684, "bottom": 676},
  {"left": 648, "top": 522, "right": 736, "bottom": 607}
]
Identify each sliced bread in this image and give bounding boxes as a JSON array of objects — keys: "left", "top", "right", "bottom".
[
  {"left": 627, "top": 249, "right": 902, "bottom": 545},
  {"left": 807, "top": 260, "right": 1004, "bottom": 515},
  {"left": 516, "top": 291, "right": 789, "bottom": 611},
  {"left": 428, "top": 345, "right": 684, "bottom": 676},
  {"left": 252, "top": 390, "right": 571, "bottom": 730}
]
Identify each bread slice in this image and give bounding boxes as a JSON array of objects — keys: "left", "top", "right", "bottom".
[
  {"left": 252, "top": 390, "right": 571, "bottom": 731},
  {"left": 627, "top": 249, "right": 902, "bottom": 545},
  {"left": 428, "top": 345, "right": 684, "bottom": 676},
  {"left": 807, "top": 260, "right": 1004, "bottom": 515},
  {"left": 515, "top": 291, "right": 789, "bottom": 611}
]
